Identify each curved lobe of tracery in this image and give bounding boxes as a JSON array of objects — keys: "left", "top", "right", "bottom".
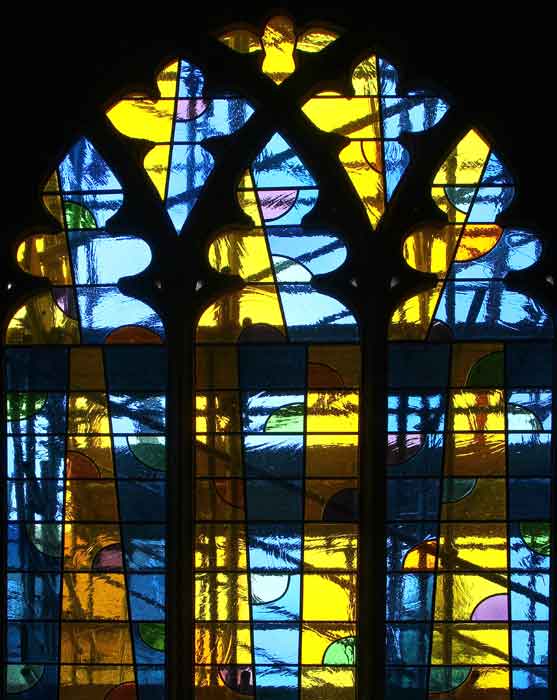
[
  {"left": 106, "top": 58, "right": 254, "bottom": 234},
  {"left": 302, "top": 55, "right": 449, "bottom": 229}
]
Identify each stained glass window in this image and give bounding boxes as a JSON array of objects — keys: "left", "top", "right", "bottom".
[{"left": 2, "top": 17, "right": 554, "bottom": 700}]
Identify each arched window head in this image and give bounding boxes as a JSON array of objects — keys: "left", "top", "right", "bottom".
[{"left": 2, "top": 18, "right": 554, "bottom": 700}]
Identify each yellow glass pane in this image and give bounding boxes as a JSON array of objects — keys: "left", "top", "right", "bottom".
[
  {"left": 351, "top": 55, "right": 379, "bottom": 95},
  {"left": 306, "top": 391, "right": 359, "bottom": 432},
  {"left": 60, "top": 622, "right": 133, "bottom": 663},
  {"left": 456, "top": 224, "right": 503, "bottom": 261},
  {"left": 70, "top": 348, "right": 106, "bottom": 391},
  {"left": 441, "top": 478, "right": 506, "bottom": 520},
  {"left": 306, "top": 434, "right": 358, "bottom": 477},
  {"left": 433, "top": 129, "right": 490, "bottom": 186},
  {"left": 208, "top": 228, "right": 274, "bottom": 281},
  {"left": 304, "top": 524, "right": 358, "bottom": 570},
  {"left": 339, "top": 141, "right": 384, "bottom": 228},
  {"left": 6, "top": 291, "right": 80, "bottom": 345},
  {"left": 261, "top": 16, "right": 296, "bottom": 84},
  {"left": 303, "top": 573, "right": 356, "bottom": 621},
  {"left": 402, "top": 225, "right": 461, "bottom": 275},
  {"left": 403, "top": 540, "right": 437, "bottom": 570},
  {"left": 195, "top": 524, "right": 247, "bottom": 570},
  {"left": 389, "top": 283, "right": 443, "bottom": 340},
  {"left": 438, "top": 523, "right": 508, "bottom": 570},
  {"left": 68, "top": 393, "right": 111, "bottom": 434},
  {"left": 44, "top": 170, "right": 59, "bottom": 193},
  {"left": 219, "top": 29, "right": 262, "bottom": 54},
  {"left": 107, "top": 97, "right": 175, "bottom": 141},
  {"left": 450, "top": 390, "right": 505, "bottom": 431},
  {"left": 155, "top": 59, "right": 180, "bottom": 98},
  {"left": 59, "top": 665, "right": 135, "bottom": 700},
  {"left": 195, "top": 623, "right": 252, "bottom": 664},
  {"left": 302, "top": 97, "right": 380, "bottom": 138},
  {"left": 434, "top": 574, "right": 508, "bottom": 620},
  {"left": 144, "top": 144, "right": 171, "bottom": 198},
  {"left": 431, "top": 624, "right": 509, "bottom": 665},
  {"left": 62, "top": 573, "right": 129, "bottom": 620},
  {"left": 63, "top": 524, "right": 121, "bottom": 569},
  {"left": 195, "top": 573, "right": 250, "bottom": 621},
  {"left": 106, "top": 59, "right": 178, "bottom": 144},
  {"left": 195, "top": 479, "right": 245, "bottom": 521},
  {"left": 301, "top": 667, "right": 355, "bottom": 699},
  {"left": 43, "top": 192, "right": 65, "bottom": 226},
  {"left": 296, "top": 28, "right": 340, "bottom": 53},
  {"left": 444, "top": 432, "right": 506, "bottom": 476},
  {"left": 459, "top": 667, "right": 510, "bottom": 696},
  {"left": 195, "top": 392, "right": 241, "bottom": 435},
  {"left": 64, "top": 481, "right": 119, "bottom": 521},
  {"left": 196, "top": 285, "right": 286, "bottom": 342},
  {"left": 17, "top": 233, "right": 72, "bottom": 283},
  {"left": 301, "top": 623, "right": 356, "bottom": 663},
  {"left": 431, "top": 186, "right": 467, "bottom": 222},
  {"left": 237, "top": 188, "right": 263, "bottom": 225}
]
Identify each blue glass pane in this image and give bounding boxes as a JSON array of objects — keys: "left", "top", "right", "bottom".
[
  {"left": 7, "top": 573, "right": 60, "bottom": 619},
  {"left": 510, "top": 574, "right": 550, "bottom": 621},
  {"left": 452, "top": 229, "right": 541, "bottom": 279},
  {"left": 76, "top": 287, "right": 164, "bottom": 343},
  {"left": 511, "top": 626, "right": 549, "bottom": 665},
  {"left": 7, "top": 622, "right": 59, "bottom": 662},
  {"left": 435, "top": 281, "right": 552, "bottom": 338},
  {"left": 383, "top": 140, "right": 409, "bottom": 200},
  {"left": 278, "top": 285, "right": 358, "bottom": 342},
  {"left": 386, "top": 573, "right": 434, "bottom": 620},
  {"left": 109, "top": 394, "right": 166, "bottom": 433},
  {"left": 174, "top": 99, "right": 254, "bottom": 140},
  {"left": 386, "top": 624, "right": 430, "bottom": 664},
  {"left": 7, "top": 436, "right": 65, "bottom": 479},
  {"left": 8, "top": 480, "right": 64, "bottom": 521},
  {"left": 63, "top": 192, "right": 123, "bottom": 228},
  {"left": 128, "top": 574, "right": 165, "bottom": 620},
  {"left": 166, "top": 143, "right": 214, "bottom": 233},
  {"left": 382, "top": 95, "right": 448, "bottom": 138},
  {"left": 59, "top": 138, "right": 121, "bottom": 192},
  {"left": 388, "top": 393, "right": 445, "bottom": 433},
  {"left": 268, "top": 229, "right": 347, "bottom": 275},
  {"left": 251, "top": 134, "right": 317, "bottom": 188},
  {"left": 248, "top": 525, "right": 302, "bottom": 573},
  {"left": 251, "top": 574, "right": 301, "bottom": 621},
  {"left": 68, "top": 232, "right": 152, "bottom": 284}
]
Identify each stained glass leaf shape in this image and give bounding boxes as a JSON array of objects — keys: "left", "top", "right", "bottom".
[
  {"left": 302, "top": 55, "right": 449, "bottom": 227},
  {"left": 390, "top": 129, "right": 552, "bottom": 340},
  {"left": 219, "top": 15, "right": 341, "bottom": 84},
  {"left": 8, "top": 138, "right": 164, "bottom": 345},
  {"left": 107, "top": 58, "right": 254, "bottom": 233}
]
